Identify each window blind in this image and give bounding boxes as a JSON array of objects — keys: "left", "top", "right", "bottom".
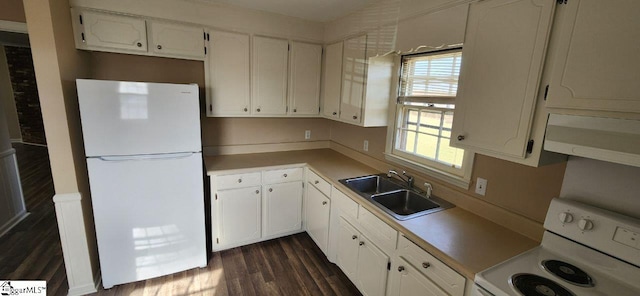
[{"left": 399, "top": 49, "right": 462, "bottom": 103}]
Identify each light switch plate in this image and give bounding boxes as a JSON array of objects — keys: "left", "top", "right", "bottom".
[
  {"left": 305, "top": 130, "right": 311, "bottom": 140},
  {"left": 475, "top": 177, "right": 487, "bottom": 196},
  {"left": 363, "top": 140, "right": 369, "bottom": 151}
]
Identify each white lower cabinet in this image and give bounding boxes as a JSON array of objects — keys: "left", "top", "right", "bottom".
[
  {"left": 388, "top": 258, "right": 446, "bottom": 296},
  {"left": 215, "top": 186, "right": 262, "bottom": 248},
  {"left": 336, "top": 218, "right": 389, "bottom": 296},
  {"left": 305, "top": 181, "right": 331, "bottom": 255},
  {"left": 263, "top": 181, "right": 303, "bottom": 237}
]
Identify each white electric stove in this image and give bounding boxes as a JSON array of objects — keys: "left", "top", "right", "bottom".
[{"left": 473, "top": 198, "right": 640, "bottom": 296}]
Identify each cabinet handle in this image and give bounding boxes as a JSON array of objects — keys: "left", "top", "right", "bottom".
[
  {"left": 269, "top": 188, "right": 273, "bottom": 192},
  {"left": 353, "top": 115, "right": 358, "bottom": 120},
  {"left": 244, "top": 107, "right": 248, "bottom": 112},
  {"left": 457, "top": 135, "right": 465, "bottom": 141},
  {"left": 283, "top": 174, "right": 288, "bottom": 178},
  {"left": 314, "top": 180, "right": 319, "bottom": 184},
  {"left": 352, "top": 235, "right": 358, "bottom": 240},
  {"left": 255, "top": 190, "right": 259, "bottom": 194},
  {"left": 359, "top": 241, "right": 365, "bottom": 246},
  {"left": 157, "top": 45, "right": 162, "bottom": 50},
  {"left": 332, "top": 112, "right": 337, "bottom": 116},
  {"left": 293, "top": 109, "right": 297, "bottom": 112},
  {"left": 322, "top": 201, "right": 327, "bottom": 205},
  {"left": 238, "top": 179, "right": 242, "bottom": 183},
  {"left": 256, "top": 108, "right": 261, "bottom": 112},
  {"left": 422, "top": 262, "right": 431, "bottom": 269},
  {"left": 136, "top": 42, "right": 142, "bottom": 47},
  {"left": 398, "top": 266, "right": 405, "bottom": 272}
]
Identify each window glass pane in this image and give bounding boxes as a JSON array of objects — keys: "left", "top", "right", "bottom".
[
  {"left": 443, "top": 111, "right": 454, "bottom": 129},
  {"left": 400, "top": 49, "right": 462, "bottom": 98},
  {"left": 420, "top": 110, "right": 442, "bottom": 128},
  {"left": 437, "top": 138, "right": 464, "bottom": 168},
  {"left": 416, "top": 133, "right": 437, "bottom": 159}
]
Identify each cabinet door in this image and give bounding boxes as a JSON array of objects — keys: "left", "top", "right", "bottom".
[
  {"left": 356, "top": 235, "right": 389, "bottom": 296},
  {"left": 451, "top": 0, "right": 555, "bottom": 158},
  {"left": 305, "top": 184, "right": 331, "bottom": 255},
  {"left": 207, "top": 31, "right": 251, "bottom": 116},
  {"left": 323, "top": 42, "right": 343, "bottom": 119},
  {"left": 340, "top": 35, "right": 367, "bottom": 124},
  {"left": 388, "top": 259, "right": 447, "bottom": 296},
  {"left": 149, "top": 21, "right": 204, "bottom": 60},
  {"left": 263, "top": 182, "right": 303, "bottom": 237},
  {"left": 252, "top": 36, "right": 289, "bottom": 115},
  {"left": 78, "top": 10, "right": 147, "bottom": 53},
  {"left": 289, "top": 42, "right": 322, "bottom": 116},
  {"left": 546, "top": 0, "right": 640, "bottom": 113},
  {"left": 215, "top": 186, "right": 261, "bottom": 247},
  {"left": 336, "top": 218, "right": 360, "bottom": 282}
]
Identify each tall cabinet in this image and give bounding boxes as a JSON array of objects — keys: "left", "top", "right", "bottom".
[
  {"left": 340, "top": 34, "right": 368, "bottom": 124},
  {"left": 323, "top": 42, "right": 344, "bottom": 119}
]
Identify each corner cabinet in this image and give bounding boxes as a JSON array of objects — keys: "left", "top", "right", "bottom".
[
  {"left": 451, "top": 0, "right": 563, "bottom": 166},
  {"left": 206, "top": 30, "right": 251, "bottom": 116},
  {"left": 544, "top": 0, "right": 640, "bottom": 114}
]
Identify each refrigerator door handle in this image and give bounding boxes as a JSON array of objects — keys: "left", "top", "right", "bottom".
[{"left": 98, "top": 152, "right": 196, "bottom": 162}]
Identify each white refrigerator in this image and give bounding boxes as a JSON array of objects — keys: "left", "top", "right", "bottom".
[{"left": 77, "top": 79, "right": 207, "bottom": 289}]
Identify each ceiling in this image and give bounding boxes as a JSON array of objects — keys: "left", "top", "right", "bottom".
[{"left": 195, "top": 0, "right": 383, "bottom": 22}]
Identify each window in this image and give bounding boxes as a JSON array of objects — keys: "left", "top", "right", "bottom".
[{"left": 386, "top": 49, "right": 473, "bottom": 188}]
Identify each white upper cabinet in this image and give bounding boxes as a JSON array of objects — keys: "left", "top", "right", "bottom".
[
  {"left": 206, "top": 30, "right": 251, "bottom": 116},
  {"left": 72, "top": 9, "right": 147, "bottom": 53},
  {"left": 252, "top": 36, "right": 289, "bottom": 116},
  {"left": 545, "top": 0, "right": 640, "bottom": 114},
  {"left": 288, "top": 41, "right": 322, "bottom": 116},
  {"left": 451, "top": 0, "right": 556, "bottom": 159},
  {"left": 148, "top": 21, "right": 205, "bottom": 60},
  {"left": 322, "top": 41, "right": 343, "bottom": 119},
  {"left": 340, "top": 34, "right": 367, "bottom": 124}
]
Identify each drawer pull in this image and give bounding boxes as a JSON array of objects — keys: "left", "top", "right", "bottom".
[
  {"left": 238, "top": 179, "right": 242, "bottom": 183},
  {"left": 422, "top": 262, "right": 431, "bottom": 269},
  {"left": 283, "top": 174, "right": 288, "bottom": 178},
  {"left": 398, "top": 266, "right": 405, "bottom": 272},
  {"left": 352, "top": 235, "right": 358, "bottom": 240},
  {"left": 359, "top": 241, "right": 364, "bottom": 246},
  {"left": 269, "top": 188, "right": 273, "bottom": 192},
  {"left": 322, "top": 201, "right": 327, "bottom": 205},
  {"left": 255, "top": 190, "right": 259, "bottom": 194},
  {"left": 314, "top": 180, "right": 319, "bottom": 184},
  {"left": 136, "top": 42, "right": 142, "bottom": 47}
]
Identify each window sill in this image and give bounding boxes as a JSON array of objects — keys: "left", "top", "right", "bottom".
[{"left": 384, "top": 153, "right": 471, "bottom": 190}]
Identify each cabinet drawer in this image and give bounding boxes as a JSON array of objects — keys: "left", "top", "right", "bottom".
[
  {"left": 397, "top": 236, "right": 465, "bottom": 296},
  {"left": 332, "top": 189, "right": 358, "bottom": 222},
  {"left": 264, "top": 167, "right": 303, "bottom": 184},
  {"left": 215, "top": 172, "right": 261, "bottom": 190},
  {"left": 307, "top": 169, "right": 331, "bottom": 196},
  {"left": 357, "top": 207, "right": 398, "bottom": 256}
]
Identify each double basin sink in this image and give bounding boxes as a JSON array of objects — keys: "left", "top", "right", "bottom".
[{"left": 339, "top": 174, "right": 453, "bottom": 221}]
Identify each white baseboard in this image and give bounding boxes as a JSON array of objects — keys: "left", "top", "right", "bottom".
[
  {"left": 67, "top": 271, "right": 100, "bottom": 296},
  {"left": 204, "top": 141, "right": 330, "bottom": 156},
  {"left": 0, "top": 211, "right": 29, "bottom": 238}
]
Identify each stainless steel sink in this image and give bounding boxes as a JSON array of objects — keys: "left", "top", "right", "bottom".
[
  {"left": 371, "top": 189, "right": 443, "bottom": 220},
  {"left": 339, "top": 174, "right": 453, "bottom": 221}
]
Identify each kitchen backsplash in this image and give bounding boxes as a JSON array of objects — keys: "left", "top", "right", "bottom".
[{"left": 560, "top": 156, "right": 640, "bottom": 220}]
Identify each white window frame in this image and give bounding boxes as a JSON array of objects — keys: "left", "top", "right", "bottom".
[{"left": 385, "top": 48, "right": 474, "bottom": 189}]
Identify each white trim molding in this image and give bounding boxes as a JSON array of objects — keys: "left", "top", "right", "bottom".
[
  {"left": 0, "top": 20, "right": 28, "bottom": 34},
  {"left": 53, "top": 192, "right": 99, "bottom": 296},
  {"left": 0, "top": 148, "right": 27, "bottom": 238}
]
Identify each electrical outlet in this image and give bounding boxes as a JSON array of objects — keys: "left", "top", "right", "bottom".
[
  {"left": 305, "top": 130, "right": 311, "bottom": 140},
  {"left": 363, "top": 140, "right": 369, "bottom": 151},
  {"left": 475, "top": 177, "right": 488, "bottom": 196}
]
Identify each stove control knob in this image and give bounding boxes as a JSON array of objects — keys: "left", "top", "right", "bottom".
[
  {"left": 558, "top": 212, "right": 574, "bottom": 224},
  {"left": 578, "top": 219, "right": 594, "bottom": 231}
]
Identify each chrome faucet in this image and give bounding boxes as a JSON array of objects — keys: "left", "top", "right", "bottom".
[{"left": 387, "top": 170, "right": 414, "bottom": 188}]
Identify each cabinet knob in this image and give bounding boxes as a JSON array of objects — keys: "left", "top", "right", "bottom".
[
  {"left": 136, "top": 42, "right": 142, "bottom": 47},
  {"left": 243, "top": 107, "right": 248, "bottom": 112},
  {"left": 322, "top": 201, "right": 327, "bottom": 205},
  {"left": 269, "top": 188, "right": 273, "bottom": 192},
  {"left": 359, "top": 241, "right": 365, "bottom": 246},
  {"left": 255, "top": 190, "right": 259, "bottom": 194},
  {"left": 333, "top": 112, "right": 337, "bottom": 116},
  {"left": 157, "top": 45, "right": 162, "bottom": 50},
  {"left": 353, "top": 115, "right": 358, "bottom": 120},
  {"left": 314, "top": 180, "right": 319, "bottom": 184},
  {"left": 256, "top": 108, "right": 261, "bottom": 112},
  {"left": 457, "top": 135, "right": 465, "bottom": 141},
  {"left": 398, "top": 266, "right": 405, "bottom": 272},
  {"left": 293, "top": 109, "right": 297, "bottom": 112},
  {"left": 352, "top": 235, "right": 358, "bottom": 240},
  {"left": 283, "top": 174, "right": 288, "bottom": 178},
  {"left": 422, "top": 262, "right": 431, "bottom": 269},
  {"left": 238, "top": 179, "right": 242, "bottom": 183}
]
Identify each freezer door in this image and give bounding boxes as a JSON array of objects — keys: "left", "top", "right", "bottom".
[
  {"left": 87, "top": 152, "right": 206, "bottom": 288},
  {"left": 77, "top": 79, "right": 202, "bottom": 157}
]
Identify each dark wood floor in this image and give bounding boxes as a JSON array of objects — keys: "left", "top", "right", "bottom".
[
  {"left": 2, "top": 143, "right": 360, "bottom": 296},
  {"left": 0, "top": 143, "right": 68, "bottom": 295}
]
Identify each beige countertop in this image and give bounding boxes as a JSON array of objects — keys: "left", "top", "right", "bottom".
[{"left": 204, "top": 149, "right": 538, "bottom": 279}]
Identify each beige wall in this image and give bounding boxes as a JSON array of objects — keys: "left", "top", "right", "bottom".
[
  {"left": 0, "top": 0, "right": 26, "bottom": 23},
  {"left": 329, "top": 121, "right": 566, "bottom": 223},
  {"left": 0, "top": 46, "right": 21, "bottom": 140},
  {"left": 0, "top": 92, "right": 12, "bottom": 151},
  {"left": 24, "top": 0, "right": 98, "bottom": 280}
]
